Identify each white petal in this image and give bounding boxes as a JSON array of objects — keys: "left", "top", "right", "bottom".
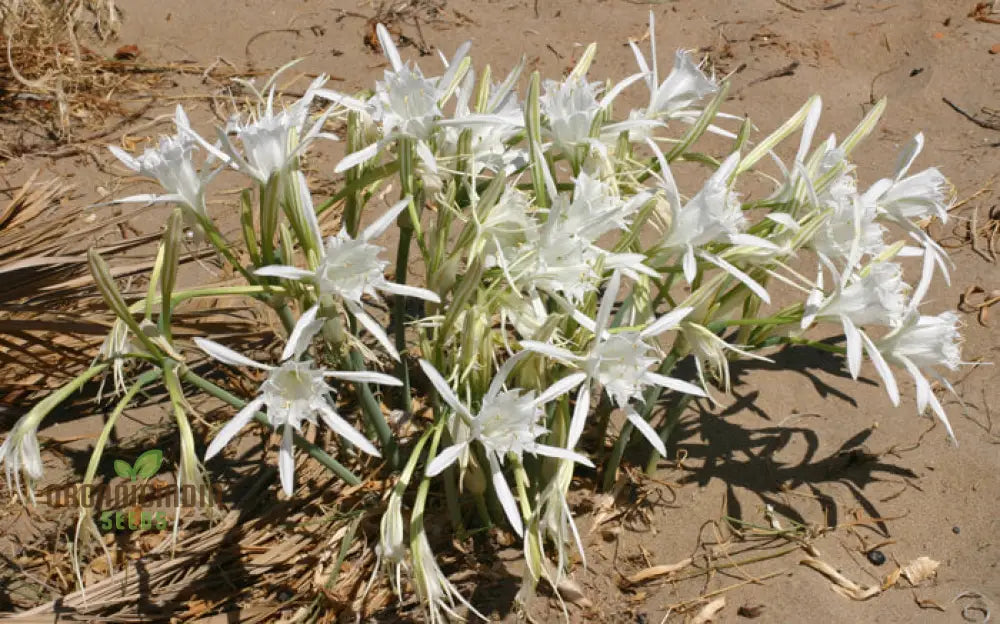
[
  {"left": 205, "top": 396, "right": 265, "bottom": 460},
  {"left": 765, "top": 213, "right": 800, "bottom": 230},
  {"left": 334, "top": 143, "right": 380, "bottom": 173},
  {"left": 644, "top": 372, "right": 707, "bottom": 397},
  {"left": 700, "top": 251, "right": 771, "bottom": 304},
  {"left": 376, "top": 23, "right": 403, "bottom": 71},
  {"left": 530, "top": 444, "right": 594, "bottom": 467},
  {"left": 108, "top": 145, "right": 140, "bottom": 171},
  {"left": 894, "top": 132, "right": 924, "bottom": 180},
  {"left": 486, "top": 351, "right": 530, "bottom": 402},
  {"left": 282, "top": 304, "right": 322, "bottom": 361},
  {"left": 490, "top": 455, "right": 523, "bottom": 537},
  {"left": 350, "top": 304, "right": 400, "bottom": 361},
  {"left": 295, "top": 171, "right": 323, "bottom": 249},
  {"left": 379, "top": 281, "right": 441, "bottom": 303},
  {"left": 842, "top": 316, "right": 862, "bottom": 380},
  {"left": 317, "top": 403, "right": 381, "bottom": 457},
  {"left": 418, "top": 359, "right": 473, "bottom": 420},
  {"left": 861, "top": 331, "right": 899, "bottom": 406},
  {"left": 682, "top": 246, "right": 697, "bottom": 283},
  {"left": 194, "top": 337, "right": 270, "bottom": 370},
  {"left": 323, "top": 370, "right": 402, "bottom": 386},
  {"left": 533, "top": 372, "right": 587, "bottom": 407},
  {"left": 594, "top": 270, "right": 621, "bottom": 338},
  {"left": 641, "top": 306, "right": 693, "bottom": 338},
  {"left": 519, "top": 340, "right": 581, "bottom": 363},
  {"left": 362, "top": 196, "right": 410, "bottom": 242},
  {"left": 279, "top": 425, "right": 295, "bottom": 496},
  {"left": 255, "top": 265, "right": 314, "bottom": 281},
  {"left": 625, "top": 406, "right": 666, "bottom": 457},
  {"left": 426, "top": 442, "right": 466, "bottom": 477},
  {"left": 567, "top": 384, "right": 591, "bottom": 449}
]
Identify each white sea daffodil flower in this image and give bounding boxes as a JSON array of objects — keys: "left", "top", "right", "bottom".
[
  {"left": 419, "top": 356, "right": 591, "bottom": 536},
  {"left": 650, "top": 144, "right": 774, "bottom": 303},
  {"left": 192, "top": 75, "right": 337, "bottom": 183},
  {"left": 522, "top": 271, "right": 707, "bottom": 456},
  {"left": 411, "top": 529, "right": 486, "bottom": 624},
  {"left": 319, "top": 24, "right": 470, "bottom": 173},
  {"left": 811, "top": 176, "right": 886, "bottom": 263},
  {"left": 802, "top": 261, "right": 908, "bottom": 380},
  {"left": 109, "top": 105, "right": 217, "bottom": 218},
  {"left": 194, "top": 311, "right": 401, "bottom": 495},
  {"left": 256, "top": 196, "right": 440, "bottom": 360},
  {"left": 552, "top": 172, "right": 648, "bottom": 242},
  {"left": 0, "top": 413, "right": 44, "bottom": 500},
  {"left": 628, "top": 12, "right": 718, "bottom": 129},
  {"left": 541, "top": 70, "right": 645, "bottom": 156},
  {"left": 863, "top": 133, "right": 952, "bottom": 226}
]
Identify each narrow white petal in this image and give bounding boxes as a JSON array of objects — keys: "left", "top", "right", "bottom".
[
  {"left": 282, "top": 304, "right": 321, "bottom": 361},
  {"left": 519, "top": 340, "right": 581, "bottom": 363},
  {"left": 533, "top": 372, "right": 587, "bottom": 407},
  {"left": 594, "top": 270, "right": 621, "bottom": 338},
  {"left": 418, "top": 359, "right": 473, "bottom": 420},
  {"left": 641, "top": 306, "right": 694, "bottom": 338},
  {"left": 324, "top": 370, "right": 402, "bottom": 386},
  {"left": 194, "top": 337, "right": 270, "bottom": 370},
  {"left": 362, "top": 196, "right": 411, "bottom": 242},
  {"left": 531, "top": 444, "right": 594, "bottom": 467},
  {"left": 490, "top": 455, "right": 523, "bottom": 537},
  {"left": 255, "top": 265, "right": 314, "bottom": 281},
  {"left": 683, "top": 246, "right": 697, "bottom": 283},
  {"left": 205, "top": 397, "right": 265, "bottom": 460},
  {"left": 487, "top": 351, "right": 530, "bottom": 402},
  {"left": 317, "top": 403, "right": 380, "bottom": 457},
  {"left": 334, "top": 143, "right": 380, "bottom": 173},
  {"left": 861, "top": 332, "right": 899, "bottom": 406},
  {"left": 108, "top": 145, "right": 140, "bottom": 171},
  {"left": 700, "top": 251, "right": 771, "bottom": 304},
  {"left": 379, "top": 281, "right": 440, "bottom": 303},
  {"left": 644, "top": 372, "right": 707, "bottom": 397},
  {"left": 567, "top": 384, "right": 591, "bottom": 449},
  {"left": 843, "top": 316, "right": 863, "bottom": 380},
  {"left": 626, "top": 407, "right": 666, "bottom": 457},
  {"left": 279, "top": 425, "right": 295, "bottom": 496},
  {"left": 376, "top": 23, "right": 403, "bottom": 71},
  {"left": 350, "top": 305, "right": 400, "bottom": 361},
  {"left": 426, "top": 442, "right": 466, "bottom": 477}
]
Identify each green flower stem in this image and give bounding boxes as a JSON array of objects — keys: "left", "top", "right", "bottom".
[
  {"left": 190, "top": 211, "right": 257, "bottom": 285},
  {"left": 180, "top": 369, "right": 360, "bottom": 485},
  {"left": 644, "top": 393, "right": 694, "bottom": 474},
  {"left": 24, "top": 363, "right": 110, "bottom": 437},
  {"left": 410, "top": 422, "right": 445, "bottom": 537}
]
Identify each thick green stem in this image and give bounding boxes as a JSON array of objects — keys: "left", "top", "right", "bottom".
[
  {"left": 348, "top": 348, "right": 398, "bottom": 469},
  {"left": 181, "top": 369, "right": 360, "bottom": 485}
]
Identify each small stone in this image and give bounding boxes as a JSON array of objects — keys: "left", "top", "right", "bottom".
[
  {"left": 867, "top": 549, "right": 887, "bottom": 566},
  {"left": 952, "top": 525, "right": 961, "bottom": 535},
  {"left": 990, "top": 43, "right": 1000, "bottom": 55}
]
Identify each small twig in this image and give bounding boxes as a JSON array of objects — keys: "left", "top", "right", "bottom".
[
  {"left": 749, "top": 61, "right": 799, "bottom": 87},
  {"left": 942, "top": 97, "right": 1000, "bottom": 131}
]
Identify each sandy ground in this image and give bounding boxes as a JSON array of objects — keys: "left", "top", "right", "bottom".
[{"left": 2, "top": 0, "right": 1000, "bottom": 622}]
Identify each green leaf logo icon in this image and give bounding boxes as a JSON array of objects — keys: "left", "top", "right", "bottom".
[
  {"left": 114, "top": 459, "right": 133, "bottom": 480},
  {"left": 132, "top": 449, "right": 163, "bottom": 480}
]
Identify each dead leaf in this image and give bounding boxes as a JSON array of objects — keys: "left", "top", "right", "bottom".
[
  {"left": 691, "top": 597, "right": 726, "bottom": 624},
  {"left": 881, "top": 566, "right": 902, "bottom": 590},
  {"left": 114, "top": 44, "right": 140, "bottom": 60},
  {"left": 800, "top": 558, "right": 882, "bottom": 600},
  {"left": 991, "top": 43, "right": 1000, "bottom": 55},
  {"left": 620, "top": 558, "right": 692, "bottom": 587},
  {"left": 556, "top": 578, "right": 592, "bottom": 608},
  {"left": 900, "top": 556, "right": 939, "bottom": 585},
  {"left": 913, "top": 593, "right": 946, "bottom": 612}
]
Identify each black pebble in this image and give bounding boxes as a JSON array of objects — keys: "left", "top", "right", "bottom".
[
  {"left": 866, "top": 550, "right": 886, "bottom": 566},
  {"left": 952, "top": 525, "right": 961, "bottom": 535}
]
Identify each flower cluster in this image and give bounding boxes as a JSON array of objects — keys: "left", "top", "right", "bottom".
[{"left": 3, "top": 13, "right": 965, "bottom": 621}]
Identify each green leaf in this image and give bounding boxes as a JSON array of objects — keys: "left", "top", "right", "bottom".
[
  {"left": 113, "top": 459, "right": 134, "bottom": 480},
  {"left": 132, "top": 449, "right": 163, "bottom": 480}
]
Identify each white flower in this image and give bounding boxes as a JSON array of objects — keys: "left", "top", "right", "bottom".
[
  {"left": 649, "top": 144, "right": 773, "bottom": 302},
  {"left": 0, "top": 413, "right": 44, "bottom": 500},
  {"left": 203, "top": 75, "right": 336, "bottom": 183},
  {"left": 318, "top": 24, "right": 470, "bottom": 173},
  {"left": 411, "top": 529, "right": 485, "bottom": 624},
  {"left": 679, "top": 321, "right": 771, "bottom": 398},
  {"left": 863, "top": 133, "right": 951, "bottom": 225},
  {"left": 255, "top": 196, "right": 440, "bottom": 360},
  {"left": 628, "top": 12, "right": 717, "bottom": 123},
  {"left": 522, "top": 270, "right": 706, "bottom": 456},
  {"left": 551, "top": 173, "right": 646, "bottom": 242},
  {"left": 109, "top": 105, "right": 216, "bottom": 217},
  {"left": 811, "top": 178, "right": 885, "bottom": 263},
  {"left": 876, "top": 311, "right": 963, "bottom": 440},
  {"left": 194, "top": 309, "right": 401, "bottom": 495},
  {"left": 419, "top": 356, "right": 590, "bottom": 536},
  {"left": 473, "top": 186, "right": 536, "bottom": 270},
  {"left": 541, "top": 71, "right": 643, "bottom": 155}
]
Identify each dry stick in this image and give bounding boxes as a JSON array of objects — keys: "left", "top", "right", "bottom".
[{"left": 942, "top": 97, "right": 1000, "bottom": 131}]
